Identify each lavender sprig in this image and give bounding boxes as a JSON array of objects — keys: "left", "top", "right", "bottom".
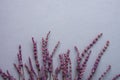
[
  {"left": 32, "top": 37, "right": 40, "bottom": 80},
  {"left": 28, "top": 57, "right": 37, "bottom": 78},
  {"left": 81, "top": 33, "right": 103, "bottom": 58},
  {"left": 51, "top": 41, "right": 60, "bottom": 58},
  {"left": 98, "top": 65, "right": 111, "bottom": 80},
  {"left": 112, "top": 74, "right": 120, "bottom": 80},
  {"left": 77, "top": 50, "right": 91, "bottom": 80},
  {"left": 87, "top": 41, "right": 110, "bottom": 80},
  {"left": 0, "top": 69, "right": 8, "bottom": 80},
  {"left": 25, "top": 64, "right": 34, "bottom": 80},
  {"left": 14, "top": 45, "right": 25, "bottom": 80}
]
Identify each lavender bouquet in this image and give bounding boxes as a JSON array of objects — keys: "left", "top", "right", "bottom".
[{"left": 0, "top": 32, "right": 120, "bottom": 80}]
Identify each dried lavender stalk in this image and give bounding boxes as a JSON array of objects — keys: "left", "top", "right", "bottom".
[
  {"left": 59, "top": 54, "right": 65, "bottom": 79},
  {"left": 14, "top": 63, "right": 21, "bottom": 79},
  {"left": 112, "top": 74, "right": 120, "bottom": 80},
  {"left": 28, "top": 57, "right": 37, "bottom": 78},
  {"left": 41, "top": 31, "right": 60, "bottom": 80},
  {"left": 0, "top": 69, "right": 8, "bottom": 80},
  {"left": 51, "top": 41, "right": 60, "bottom": 58},
  {"left": 14, "top": 45, "right": 25, "bottom": 80},
  {"left": 81, "top": 33, "right": 103, "bottom": 58},
  {"left": 7, "top": 70, "right": 16, "bottom": 80},
  {"left": 41, "top": 32, "right": 51, "bottom": 79},
  {"left": 74, "top": 33, "right": 103, "bottom": 79},
  {"left": 47, "top": 56, "right": 53, "bottom": 80},
  {"left": 98, "top": 65, "right": 111, "bottom": 80},
  {"left": 24, "top": 57, "right": 37, "bottom": 80},
  {"left": 74, "top": 46, "right": 81, "bottom": 79},
  {"left": 67, "top": 50, "right": 72, "bottom": 80},
  {"left": 87, "top": 41, "right": 110, "bottom": 80},
  {"left": 25, "top": 63, "right": 34, "bottom": 80},
  {"left": 0, "top": 69, "right": 16, "bottom": 80},
  {"left": 48, "top": 41, "right": 60, "bottom": 80},
  {"left": 74, "top": 46, "right": 81, "bottom": 68},
  {"left": 74, "top": 46, "right": 80, "bottom": 57},
  {"left": 32, "top": 37, "right": 41, "bottom": 80},
  {"left": 58, "top": 50, "right": 72, "bottom": 80},
  {"left": 64, "top": 52, "right": 69, "bottom": 79},
  {"left": 45, "top": 31, "right": 51, "bottom": 46},
  {"left": 78, "top": 50, "right": 91, "bottom": 80},
  {"left": 54, "top": 67, "right": 61, "bottom": 80},
  {"left": 41, "top": 38, "right": 47, "bottom": 72},
  {"left": 41, "top": 31, "right": 51, "bottom": 70}
]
